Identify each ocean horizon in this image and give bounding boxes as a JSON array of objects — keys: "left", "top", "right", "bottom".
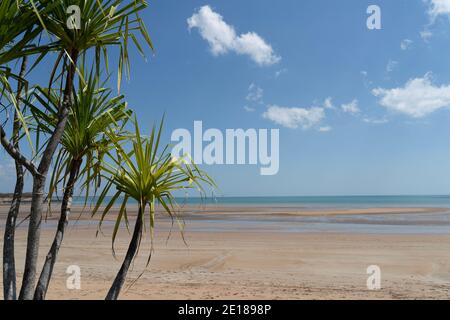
[{"left": 71, "top": 195, "right": 450, "bottom": 208}]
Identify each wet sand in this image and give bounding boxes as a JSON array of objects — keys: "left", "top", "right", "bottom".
[{"left": 1, "top": 204, "right": 450, "bottom": 299}]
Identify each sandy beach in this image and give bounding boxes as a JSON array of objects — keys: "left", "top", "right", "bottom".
[{"left": 1, "top": 204, "right": 450, "bottom": 300}]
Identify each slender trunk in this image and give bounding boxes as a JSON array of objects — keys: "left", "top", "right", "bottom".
[
  {"left": 3, "top": 57, "right": 27, "bottom": 300},
  {"left": 105, "top": 207, "right": 144, "bottom": 300},
  {"left": 34, "top": 159, "right": 82, "bottom": 300},
  {"left": 2, "top": 162, "right": 24, "bottom": 300},
  {"left": 19, "top": 49, "right": 79, "bottom": 300}
]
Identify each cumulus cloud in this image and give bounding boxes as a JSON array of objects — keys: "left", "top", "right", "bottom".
[
  {"left": 244, "top": 105, "right": 256, "bottom": 112},
  {"left": 372, "top": 73, "right": 450, "bottom": 118},
  {"left": 188, "top": 6, "right": 280, "bottom": 66},
  {"left": 341, "top": 99, "right": 360, "bottom": 114},
  {"left": 420, "top": 0, "right": 450, "bottom": 41},
  {"left": 400, "top": 39, "right": 413, "bottom": 50},
  {"left": 262, "top": 105, "right": 325, "bottom": 129},
  {"left": 427, "top": 0, "right": 450, "bottom": 19}
]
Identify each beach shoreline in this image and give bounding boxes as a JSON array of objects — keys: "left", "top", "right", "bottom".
[{"left": 1, "top": 203, "right": 450, "bottom": 299}]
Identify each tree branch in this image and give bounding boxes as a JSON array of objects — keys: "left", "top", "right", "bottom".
[{"left": 0, "top": 125, "right": 39, "bottom": 177}]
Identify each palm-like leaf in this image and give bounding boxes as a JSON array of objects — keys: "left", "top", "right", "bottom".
[
  {"left": 0, "top": 0, "right": 154, "bottom": 300},
  {"left": 26, "top": 68, "right": 132, "bottom": 206},
  {"left": 25, "top": 66, "right": 133, "bottom": 299},
  {"left": 92, "top": 118, "right": 216, "bottom": 299},
  {"left": 0, "top": 0, "right": 45, "bottom": 66},
  {"left": 36, "top": 0, "right": 153, "bottom": 90},
  {"left": 95, "top": 118, "right": 215, "bottom": 246},
  {"left": 0, "top": 0, "right": 50, "bottom": 149}
]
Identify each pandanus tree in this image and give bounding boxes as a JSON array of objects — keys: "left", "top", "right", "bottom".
[
  {"left": 1, "top": 56, "right": 28, "bottom": 301},
  {"left": 93, "top": 120, "right": 215, "bottom": 300},
  {"left": 25, "top": 68, "right": 132, "bottom": 299},
  {"left": 0, "top": 0, "right": 48, "bottom": 300},
  {"left": 6, "top": 0, "right": 153, "bottom": 300}
]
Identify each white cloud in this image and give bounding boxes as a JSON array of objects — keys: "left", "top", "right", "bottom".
[
  {"left": 386, "top": 60, "right": 398, "bottom": 73},
  {"left": 421, "top": 1, "right": 450, "bottom": 42},
  {"left": 246, "top": 83, "right": 263, "bottom": 103},
  {"left": 262, "top": 105, "right": 325, "bottom": 129},
  {"left": 234, "top": 32, "right": 280, "bottom": 66},
  {"left": 323, "top": 97, "right": 334, "bottom": 109},
  {"left": 188, "top": 6, "right": 280, "bottom": 66},
  {"left": 400, "top": 39, "right": 413, "bottom": 50},
  {"left": 318, "top": 126, "right": 332, "bottom": 132},
  {"left": 427, "top": 0, "right": 450, "bottom": 19},
  {"left": 341, "top": 99, "right": 360, "bottom": 114},
  {"left": 372, "top": 73, "right": 450, "bottom": 118},
  {"left": 187, "top": 6, "right": 235, "bottom": 55},
  {"left": 244, "top": 105, "right": 256, "bottom": 112}
]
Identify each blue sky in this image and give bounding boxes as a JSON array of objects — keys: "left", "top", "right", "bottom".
[{"left": 3, "top": 0, "right": 450, "bottom": 196}]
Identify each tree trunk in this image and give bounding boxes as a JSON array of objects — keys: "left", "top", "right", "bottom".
[
  {"left": 3, "top": 161, "right": 24, "bottom": 300},
  {"left": 34, "top": 159, "right": 82, "bottom": 300},
  {"left": 3, "top": 57, "right": 27, "bottom": 300},
  {"left": 105, "top": 207, "right": 144, "bottom": 300},
  {"left": 19, "top": 49, "right": 79, "bottom": 300}
]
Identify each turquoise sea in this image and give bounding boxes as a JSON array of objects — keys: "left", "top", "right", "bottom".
[
  {"left": 67, "top": 195, "right": 450, "bottom": 235},
  {"left": 72, "top": 195, "right": 450, "bottom": 208}
]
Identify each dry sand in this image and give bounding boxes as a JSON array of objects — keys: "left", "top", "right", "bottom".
[{"left": 1, "top": 204, "right": 450, "bottom": 300}]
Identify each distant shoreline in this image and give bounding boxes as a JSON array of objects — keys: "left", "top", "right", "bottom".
[
  {"left": 0, "top": 193, "right": 62, "bottom": 205},
  {"left": 0, "top": 193, "right": 33, "bottom": 204},
  {"left": 1, "top": 202, "right": 447, "bottom": 219},
  {"left": 67, "top": 194, "right": 450, "bottom": 210}
]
